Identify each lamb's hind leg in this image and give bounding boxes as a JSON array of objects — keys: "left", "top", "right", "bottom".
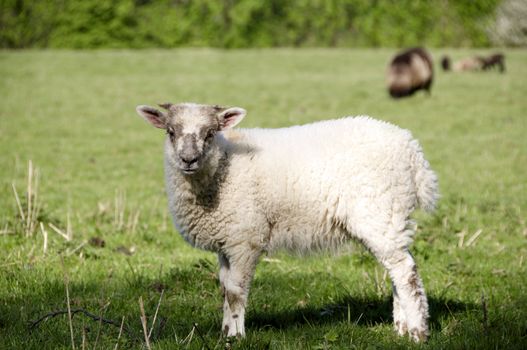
[
  {"left": 386, "top": 249, "right": 429, "bottom": 341},
  {"left": 392, "top": 282, "right": 408, "bottom": 336},
  {"left": 218, "top": 247, "right": 260, "bottom": 337},
  {"left": 356, "top": 224, "right": 429, "bottom": 342}
]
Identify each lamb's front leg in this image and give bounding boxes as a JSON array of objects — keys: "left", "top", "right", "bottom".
[{"left": 218, "top": 248, "right": 260, "bottom": 337}]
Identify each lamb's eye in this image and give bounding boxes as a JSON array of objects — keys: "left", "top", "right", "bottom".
[
  {"left": 167, "top": 128, "right": 175, "bottom": 140},
  {"left": 205, "top": 130, "right": 215, "bottom": 140}
]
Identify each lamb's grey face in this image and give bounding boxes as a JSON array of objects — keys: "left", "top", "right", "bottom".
[
  {"left": 166, "top": 105, "right": 221, "bottom": 175},
  {"left": 136, "top": 102, "right": 247, "bottom": 176}
]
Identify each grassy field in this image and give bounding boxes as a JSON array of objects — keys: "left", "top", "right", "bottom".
[{"left": 0, "top": 49, "right": 526, "bottom": 349}]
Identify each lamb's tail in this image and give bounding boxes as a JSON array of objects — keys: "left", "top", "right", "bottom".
[{"left": 412, "top": 141, "right": 439, "bottom": 212}]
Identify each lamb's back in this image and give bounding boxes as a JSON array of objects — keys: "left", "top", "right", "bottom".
[
  {"left": 230, "top": 116, "right": 415, "bottom": 173},
  {"left": 223, "top": 117, "right": 420, "bottom": 252}
]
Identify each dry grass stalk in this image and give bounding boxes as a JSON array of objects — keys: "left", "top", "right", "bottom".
[
  {"left": 112, "top": 190, "right": 143, "bottom": 234},
  {"left": 0, "top": 222, "right": 13, "bottom": 235},
  {"left": 49, "top": 222, "right": 72, "bottom": 241},
  {"left": 457, "top": 230, "right": 466, "bottom": 248},
  {"left": 12, "top": 182, "right": 25, "bottom": 222},
  {"left": 442, "top": 216, "right": 448, "bottom": 229},
  {"left": 148, "top": 289, "right": 164, "bottom": 339},
  {"left": 11, "top": 161, "right": 42, "bottom": 237},
  {"left": 114, "top": 190, "right": 126, "bottom": 231},
  {"left": 25, "top": 160, "right": 41, "bottom": 237},
  {"left": 66, "top": 241, "right": 87, "bottom": 257},
  {"left": 39, "top": 222, "right": 48, "bottom": 254},
  {"left": 466, "top": 229, "right": 483, "bottom": 247},
  {"left": 97, "top": 201, "right": 110, "bottom": 216},
  {"left": 127, "top": 209, "right": 141, "bottom": 234},
  {"left": 61, "top": 257, "right": 76, "bottom": 350},
  {"left": 139, "top": 297, "right": 152, "bottom": 350},
  {"left": 67, "top": 211, "right": 73, "bottom": 241},
  {"left": 27, "top": 244, "right": 36, "bottom": 259},
  {"left": 369, "top": 267, "right": 388, "bottom": 297},
  {"left": 181, "top": 326, "right": 195, "bottom": 346},
  {"left": 113, "top": 316, "right": 126, "bottom": 350}
]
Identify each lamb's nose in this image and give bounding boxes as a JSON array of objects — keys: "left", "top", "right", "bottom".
[{"left": 181, "top": 155, "right": 198, "bottom": 165}]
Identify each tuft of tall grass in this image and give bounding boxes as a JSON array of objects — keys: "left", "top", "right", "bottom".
[{"left": 11, "top": 160, "right": 41, "bottom": 237}]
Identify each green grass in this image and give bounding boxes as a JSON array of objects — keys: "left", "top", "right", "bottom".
[{"left": 0, "top": 48, "right": 526, "bottom": 349}]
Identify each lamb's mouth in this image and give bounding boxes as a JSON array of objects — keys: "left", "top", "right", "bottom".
[{"left": 181, "top": 167, "right": 198, "bottom": 175}]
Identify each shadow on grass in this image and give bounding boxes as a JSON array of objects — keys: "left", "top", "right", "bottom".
[
  {"left": 247, "top": 294, "right": 472, "bottom": 332},
  {"left": 0, "top": 261, "right": 490, "bottom": 348}
]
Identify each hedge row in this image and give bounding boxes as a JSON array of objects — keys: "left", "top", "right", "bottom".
[{"left": 0, "top": 0, "right": 503, "bottom": 48}]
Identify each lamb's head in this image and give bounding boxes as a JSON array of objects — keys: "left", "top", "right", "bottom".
[{"left": 136, "top": 102, "right": 246, "bottom": 175}]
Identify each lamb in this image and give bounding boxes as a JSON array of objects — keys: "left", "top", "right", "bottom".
[
  {"left": 136, "top": 102, "right": 439, "bottom": 342},
  {"left": 387, "top": 47, "right": 434, "bottom": 98}
]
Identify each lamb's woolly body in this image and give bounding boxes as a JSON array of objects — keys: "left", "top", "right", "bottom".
[
  {"left": 165, "top": 116, "right": 437, "bottom": 256},
  {"left": 139, "top": 105, "right": 439, "bottom": 342}
]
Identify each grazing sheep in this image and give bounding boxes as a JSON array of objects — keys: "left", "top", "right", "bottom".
[
  {"left": 441, "top": 53, "right": 505, "bottom": 73},
  {"left": 479, "top": 53, "right": 505, "bottom": 72},
  {"left": 453, "top": 57, "right": 483, "bottom": 72},
  {"left": 441, "top": 55, "right": 482, "bottom": 72},
  {"left": 136, "top": 103, "right": 439, "bottom": 342},
  {"left": 387, "top": 47, "right": 434, "bottom": 98},
  {"left": 440, "top": 56, "right": 451, "bottom": 71}
]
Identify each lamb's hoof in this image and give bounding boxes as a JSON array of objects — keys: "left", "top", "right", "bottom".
[
  {"left": 394, "top": 321, "right": 428, "bottom": 342},
  {"left": 223, "top": 324, "right": 244, "bottom": 339},
  {"left": 409, "top": 327, "right": 429, "bottom": 342},
  {"left": 394, "top": 320, "right": 408, "bottom": 336}
]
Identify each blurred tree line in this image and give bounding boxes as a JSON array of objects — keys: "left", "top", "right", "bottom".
[{"left": 1, "top": 0, "right": 523, "bottom": 49}]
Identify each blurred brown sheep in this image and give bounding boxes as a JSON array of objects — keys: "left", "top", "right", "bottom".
[{"left": 387, "top": 47, "right": 434, "bottom": 99}]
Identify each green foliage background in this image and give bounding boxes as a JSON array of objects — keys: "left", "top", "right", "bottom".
[{"left": 0, "top": 0, "right": 502, "bottom": 49}]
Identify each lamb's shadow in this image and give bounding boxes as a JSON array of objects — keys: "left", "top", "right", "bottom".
[{"left": 247, "top": 294, "right": 473, "bottom": 331}]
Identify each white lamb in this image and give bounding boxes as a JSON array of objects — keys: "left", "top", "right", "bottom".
[{"left": 136, "top": 102, "right": 439, "bottom": 342}]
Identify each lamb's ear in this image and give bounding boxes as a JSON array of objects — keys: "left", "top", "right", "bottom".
[
  {"left": 158, "top": 103, "right": 173, "bottom": 110},
  {"left": 136, "top": 105, "right": 167, "bottom": 129},
  {"left": 217, "top": 107, "right": 246, "bottom": 130}
]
